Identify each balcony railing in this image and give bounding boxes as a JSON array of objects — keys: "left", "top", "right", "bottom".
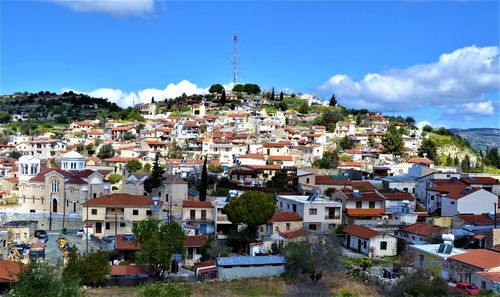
[
  {"left": 105, "top": 215, "right": 125, "bottom": 221},
  {"left": 325, "top": 215, "right": 341, "bottom": 220}
]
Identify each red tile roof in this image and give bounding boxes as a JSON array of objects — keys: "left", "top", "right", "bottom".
[
  {"left": 315, "top": 175, "right": 351, "bottom": 186},
  {"left": 459, "top": 214, "right": 500, "bottom": 226},
  {"left": 476, "top": 271, "right": 500, "bottom": 282},
  {"left": 339, "top": 161, "right": 362, "bottom": 167},
  {"left": 239, "top": 154, "right": 266, "bottom": 159},
  {"left": 269, "top": 155, "right": 293, "bottom": 161},
  {"left": 345, "top": 208, "right": 385, "bottom": 217},
  {"left": 182, "top": 200, "right": 213, "bottom": 208},
  {"left": 184, "top": 235, "right": 208, "bottom": 247},
  {"left": 245, "top": 165, "right": 281, "bottom": 170},
  {"left": 102, "top": 157, "right": 139, "bottom": 162},
  {"left": 263, "top": 142, "right": 286, "bottom": 148},
  {"left": 461, "top": 176, "right": 500, "bottom": 185},
  {"left": 270, "top": 211, "right": 303, "bottom": 222},
  {"left": 0, "top": 260, "right": 22, "bottom": 282},
  {"left": 3, "top": 177, "right": 18, "bottom": 183},
  {"left": 340, "top": 190, "right": 384, "bottom": 200},
  {"left": 344, "top": 225, "right": 381, "bottom": 239},
  {"left": 350, "top": 181, "right": 376, "bottom": 191},
  {"left": 110, "top": 265, "right": 150, "bottom": 276},
  {"left": 279, "top": 229, "right": 307, "bottom": 239},
  {"left": 115, "top": 234, "right": 140, "bottom": 251},
  {"left": 399, "top": 223, "right": 446, "bottom": 237},
  {"left": 29, "top": 174, "right": 46, "bottom": 182},
  {"left": 448, "top": 249, "right": 500, "bottom": 270},
  {"left": 382, "top": 193, "right": 415, "bottom": 200},
  {"left": 66, "top": 176, "right": 87, "bottom": 185},
  {"left": 408, "top": 157, "right": 433, "bottom": 164},
  {"left": 82, "top": 194, "right": 157, "bottom": 207},
  {"left": 111, "top": 125, "right": 134, "bottom": 131}
]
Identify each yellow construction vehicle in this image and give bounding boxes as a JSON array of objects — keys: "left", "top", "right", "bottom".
[{"left": 57, "top": 236, "right": 67, "bottom": 250}]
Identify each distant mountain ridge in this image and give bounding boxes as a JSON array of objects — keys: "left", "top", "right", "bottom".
[{"left": 448, "top": 128, "right": 500, "bottom": 151}]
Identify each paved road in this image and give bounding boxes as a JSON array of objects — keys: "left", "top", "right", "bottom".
[{"left": 44, "top": 231, "right": 101, "bottom": 265}]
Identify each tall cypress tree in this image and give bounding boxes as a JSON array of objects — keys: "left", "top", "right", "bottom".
[
  {"left": 144, "top": 153, "right": 165, "bottom": 194},
  {"left": 329, "top": 94, "right": 337, "bottom": 106},
  {"left": 271, "top": 87, "right": 275, "bottom": 101},
  {"left": 279, "top": 91, "right": 284, "bottom": 101},
  {"left": 199, "top": 157, "right": 208, "bottom": 201},
  {"left": 221, "top": 89, "right": 227, "bottom": 106}
]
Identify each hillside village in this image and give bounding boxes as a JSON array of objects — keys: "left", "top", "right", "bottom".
[{"left": 0, "top": 87, "right": 499, "bottom": 296}]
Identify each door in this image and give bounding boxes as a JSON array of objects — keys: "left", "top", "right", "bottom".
[
  {"left": 52, "top": 198, "right": 58, "bottom": 213},
  {"left": 73, "top": 202, "right": 76, "bottom": 213},
  {"left": 357, "top": 239, "right": 361, "bottom": 252},
  {"left": 95, "top": 222, "right": 102, "bottom": 234}
]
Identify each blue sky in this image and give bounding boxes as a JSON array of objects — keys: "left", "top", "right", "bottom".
[{"left": 1, "top": 0, "right": 499, "bottom": 129}]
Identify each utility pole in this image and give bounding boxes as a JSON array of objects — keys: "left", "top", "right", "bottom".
[{"left": 232, "top": 32, "right": 240, "bottom": 87}]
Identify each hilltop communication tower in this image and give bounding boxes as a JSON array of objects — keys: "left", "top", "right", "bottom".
[{"left": 232, "top": 32, "right": 240, "bottom": 86}]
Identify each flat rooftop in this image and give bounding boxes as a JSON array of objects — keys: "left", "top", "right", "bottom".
[
  {"left": 409, "top": 244, "right": 466, "bottom": 260},
  {"left": 278, "top": 195, "right": 342, "bottom": 205}
]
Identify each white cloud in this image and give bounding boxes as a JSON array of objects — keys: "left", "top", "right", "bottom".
[
  {"left": 319, "top": 46, "right": 500, "bottom": 113},
  {"left": 50, "top": 0, "right": 156, "bottom": 17},
  {"left": 63, "top": 80, "right": 208, "bottom": 108}
]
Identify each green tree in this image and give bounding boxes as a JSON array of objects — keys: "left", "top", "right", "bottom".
[
  {"left": 446, "top": 154, "right": 453, "bottom": 166},
  {"left": 243, "top": 83, "right": 261, "bottom": 94},
  {"left": 279, "top": 91, "right": 284, "bottom": 101},
  {"left": 127, "top": 160, "right": 143, "bottom": 173},
  {"left": 232, "top": 84, "right": 244, "bottom": 93},
  {"left": 298, "top": 102, "right": 310, "bottom": 114},
  {"left": 285, "top": 116, "right": 289, "bottom": 125},
  {"left": 388, "top": 270, "right": 452, "bottom": 297},
  {"left": 8, "top": 151, "right": 22, "bottom": 159},
  {"left": 461, "top": 154, "right": 471, "bottom": 172},
  {"left": 209, "top": 83, "right": 223, "bottom": 94},
  {"left": 285, "top": 234, "right": 342, "bottom": 283},
  {"left": 418, "top": 139, "right": 437, "bottom": 161},
  {"left": 0, "top": 111, "right": 11, "bottom": 123},
  {"left": 484, "top": 147, "right": 500, "bottom": 168},
  {"left": 220, "top": 89, "right": 227, "bottom": 106},
  {"left": 271, "top": 87, "right": 275, "bottom": 101},
  {"left": 339, "top": 136, "right": 355, "bottom": 150},
  {"left": 144, "top": 153, "right": 165, "bottom": 194},
  {"left": 272, "top": 169, "right": 290, "bottom": 189},
  {"left": 368, "top": 136, "right": 376, "bottom": 147},
  {"left": 63, "top": 251, "right": 109, "bottom": 287},
  {"left": 55, "top": 114, "right": 69, "bottom": 124},
  {"left": 329, "top": 93, "right": 337, "bottom": 106},
  {"left": 97, "top": 143, "right": 115, "bottom": 159},
  {"left": 123, "top": 131, "right": 135, "bottom": 141},
  {"left": 199, "top": 158, "right": 208, "bottom": 201},
  {"left": 454, "top": 156, "right": 460, "bottom": 167},
  {"left": 108, "top": 173, "right": 123, "bottom": 184},
  {"left": 208, "top": 163, "right": 223, "bottom": 173},
  {"left": 85, "top": 143, "right": 96, "bottom": 156},
  {"left": 382, "top": 126, "right": 404, "bottom": 155},
  {"left": 404, "top": 116, "right": 416, "bottom": 127},
  {"left": 6, "top": 262, "right": 82, "bottom": 297},
  {"left": 141, "top": 282, "right": 192, "bottom": 297},
  {"left": 313, "top": 150, "right": 339, "bottom": 169},
  {"left": 133, "top": 217, "right": 186, "bottom": 278},
  {"left": 224, "top": 191, "right": 276, "bottom": 244},
  {"left": 143, "top": 163, "right": 152, "bottom": 173},
  {"left": 422, "top": 124, "right": 433, "bottom": 132}
]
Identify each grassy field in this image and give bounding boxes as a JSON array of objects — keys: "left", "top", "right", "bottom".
[{"left": 86, "top": 275, "right": 381, "bottom": 297}]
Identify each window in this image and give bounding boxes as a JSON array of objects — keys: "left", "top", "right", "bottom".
[
  {"left": 166, "top": 194, "right": 169, "bottom": 202},
  {"left": 120, "top": 222, "right": 126, "bottom": 227},
  {"left": 308, "top": 224, "right": 317, "bottom": 231},
  {"left": 450, "top": 201, "right": 455, "bottom": 205},
  {"left": 369, "top": 201, "right": 375, "bottom": 209},
  {"left": 403, "top": 188, "right": 408, "bottom": 193},
  {"left": 309, "top": 208, "right": 317, "bottom": 215},
  {"left": 146, "top": 210, "right": 152, "bottom": 216},
  {"left": 286, "top": 223, "right": 290, "bottom": 231},
  {"left": 158, "top": 191, "right": 161, "bottom": 197},
  {"left": 431, "top": 195, "right": 435, "bottom": 200},
  {"left": 133, "top": 209, "right": 139, "bottom": 215},
  {"left": 91, "top": 209, "right": 97, "bottom": 215},
  {"left": 363, "top": 241, "right": 367, "bottom": 248},
  {"left": 292, "top": 204, "right": 297, "bottom": 212},
  {"left": 328, "top": 224, "right": 335, "bottom": 230},
  {"left": 201, "top": 210, "right": 207, "bottom": 220},
  {"left": 105, "top": 222, "right": 110, "bottom": 230},
  {"left": 306, "top": 178, "right": 310, "bottom": 184},
  {"left": 51, "top": 180, "right": 59, "bottom": 193},
  {"left": 32, "top": 197, "right": 35, "bottom": 204},
  {"left": 190, "top": 209, "right": 196, "bottom": 220},
  {"left": 380, "top": 241, "right": 387, "bottom": 250},
  {"left": 356, "top": 201, "right": 362, "bottom": 208}
]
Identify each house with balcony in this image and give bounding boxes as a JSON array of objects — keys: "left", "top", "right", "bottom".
[
  {"left": 332, "top": 189, "right": 386, "bottom": 224},
  {"left": 82, "top": 193, "right": 162, "bottom": 239},
  {"left": 258, "top": 211, "right": 303, "bottom": 241},
  {"left": 394, "top": 223, "right": 447, "bottom": 244},
  {"left": 277, "top": 194, "right": 342, "bottom": 233},
  {"left": 182, "top": 200, "right": 214, "bottom": 235}
]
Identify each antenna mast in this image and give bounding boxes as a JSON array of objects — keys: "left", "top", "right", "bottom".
[{"left": 232, "top": 32, "right": 240, "bottom": 86}]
